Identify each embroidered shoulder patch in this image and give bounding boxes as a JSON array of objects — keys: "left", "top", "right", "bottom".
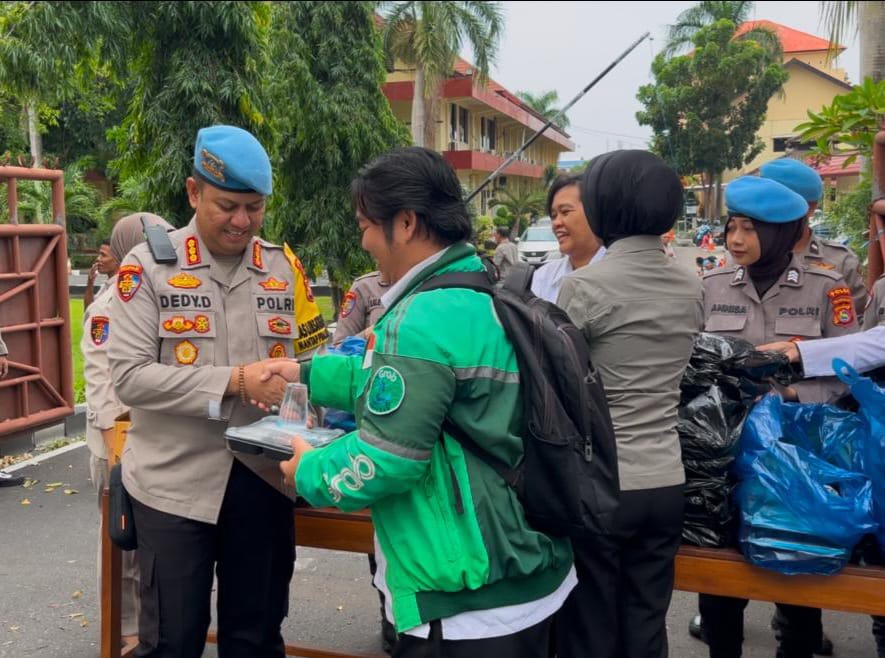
[
  {"left": 340, "top": 291, "right": 357, "bottom": 319},
  {"left": 269, "top": 342, "right": 287, "bottom": 358},
  {"left": 117, "top": 265, "right": 143, "bottom": 302},
  {"left": 174, "top": 339, "right": 198, "bottom": 365},
  {"left": 366, "top": 366, "right": 405, "bottom": 416},
  {"left": 90, "top": 316, "right": 109, "bottom": 346},
  {"left": 268, "top": 316, "right": 292, "bottom": 335},
  {"left": 827, "top": 286, "right": 855, "bottom": 327},
  {"left": 168, "top": 272, "right": 202, "bottom": 289},
  {"left": 185, "top": 237, "right": 201, "bottom": 266}
]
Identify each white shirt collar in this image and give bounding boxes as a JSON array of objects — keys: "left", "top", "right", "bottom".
[{"left": 380, "top": 246, "right": 451, "bottom": 309}]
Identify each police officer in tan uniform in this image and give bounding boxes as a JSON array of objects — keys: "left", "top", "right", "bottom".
[
  {"left": 697, "top": 176, "right": 858, "bottom": 658},
  {"left": 108, "top": 126, "right": 310, "bottom": 658},
  {"left": 82, "top": 212, "right": 174, "bottom": 648},
  {"left": 761, "top": 158, "right": 867, "bottom": 319},
  {"left": 332, "top": 270, "right": 388, "bottom": 346}
]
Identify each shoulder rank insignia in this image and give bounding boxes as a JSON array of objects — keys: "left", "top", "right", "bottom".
[
  {"left": 340, "top": 291, "right": 357, "bottom": 319},
  {"left": 185, "top": 236, "right": 202, "bottom": 266},
  {"left": 809, "top": 241, "right": 821, "bottom": 255},
  {"left": 786, "top": 269, "right": 800, "bottom": 285},
  {"left": 194, "top": 314, "right": 211, "bottom": 334},
  {"left": 269, "top": 342, "right": 287, "bottom": 358},
  {"left": 827, "top": 286, "right": 855, "bottom": 327},
  {"left": 252, "top": 242, "right": 263, "bottom": 269},
  {"left": 163, "top": 315, "right": 195, "bottom": 334},
  {"left": 168, "top": 272, "right": 202, "bottom": 289},
  {"left": 200, "top": 149, "right": 225, "bottom": 183},
  {"left": 258, "top": 276, "right": 287, "bottom": 291},
  {"left": 117, "top": 264, "right": 143, "bottom": 302},
  {"left": 732, "top": 267, "right": 745, "bottom": 283},
  {"left": 90, "top": 316, "right": 109, "bottom": 346},
  {"left": 174, "top": 339, "right": 198, "bottom": 365},
  {"left": 267, "top": 316, "right": 292, "bottom": 335}
]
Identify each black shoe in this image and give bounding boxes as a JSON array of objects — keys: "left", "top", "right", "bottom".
[
  {"left": 816, "top": 633, "right": 834, "bottom": 656},
  {"left": 0, "top": 471, "right": 24, "bottom": 487},
  {"left": 689, "top": 614, "right": 706, "bottom": 643},
  {"left": 772, "top": 611, "right": 834, "bottom": 656}
]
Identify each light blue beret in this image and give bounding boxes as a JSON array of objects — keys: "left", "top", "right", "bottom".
[
  {"left": 726, "top": 176, "right": 809, "bottom": 223},
  {"left": 759, "top": 158, "right": 822, "bottom": 202},
  {"left": 194, "top": 125, "right": 272, "bottom": 196}
]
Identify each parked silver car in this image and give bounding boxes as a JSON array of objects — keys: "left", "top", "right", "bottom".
[{"left": 517, "top": 225, "right": 560, "bottom": 264}]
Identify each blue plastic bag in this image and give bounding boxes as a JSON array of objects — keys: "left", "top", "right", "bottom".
[
  {"left": 834, "top": 359, "right": 885, "bottom": 551},
  {"left": 320, "top": 336, "right": 367, "bottom": 432},
  {"left": 736, "top": 393, "right": 877, "bottom": 574}
]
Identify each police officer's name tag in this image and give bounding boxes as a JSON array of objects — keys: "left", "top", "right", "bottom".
[{"left": 367, "top": 366, "right": 405, "bottom": 416}]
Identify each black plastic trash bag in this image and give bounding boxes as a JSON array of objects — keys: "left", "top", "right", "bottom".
[{"left": 679, "top": 333, "right": 793, "bottom": 548}]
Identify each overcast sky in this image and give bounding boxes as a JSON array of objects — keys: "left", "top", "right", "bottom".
[{"left": 474, "top": 1, "right": 859, "bottom": 160}]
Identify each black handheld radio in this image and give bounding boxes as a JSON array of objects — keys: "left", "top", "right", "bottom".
[{"left": 142, "top": 215, "right": 177, "bottom": 264}]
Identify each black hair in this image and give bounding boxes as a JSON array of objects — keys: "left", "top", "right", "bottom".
[
  {"left": 350, "top": 147, "right": 472, "bottom": 246},
  {"left": 546, "top": 174, "right": 581, "bottom": 217},
  {"left": 494, "top": 226, "right": 510, "bottom": 239}
]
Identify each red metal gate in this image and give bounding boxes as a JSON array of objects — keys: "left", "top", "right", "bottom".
[{"left": 0, "top": 166, "right": 74, "bottom": 438}]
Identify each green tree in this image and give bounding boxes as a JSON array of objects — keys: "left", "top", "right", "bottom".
[
  {"left": 516, "top": 90, "right": 570, "bottom": 129},
  {"left": 0, "top": 158, "right": 101, "bottom": 227},
  {"left": 490, "top": 187, "right": 545, "bottom": 237},
  {"left": 380, "top": 1, "right": 503, "bottom": 147},
  {"left": 264, "top": 1, "right": 410, "bottom": 311},
  {"left": 637, "top": 20, "right": 788, "bottom": 219},
  {"left": 794, "top": 77, "right": 885, "bottom": 164},
  {"left": 0, "top": 1, "right": 124, "bottom": 168},
  {"left": 664, "top": 1, "right": 781, "bottom": 60},
  {"left": 109, "top": 1, "right": 270, "bottom": 224}
]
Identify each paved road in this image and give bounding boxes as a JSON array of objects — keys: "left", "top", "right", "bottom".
[{"left": 0, "top": 444, "right": 878, "bottom": 657}]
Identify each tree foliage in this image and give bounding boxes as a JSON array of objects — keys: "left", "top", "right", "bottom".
[
  {"left": 264, "top": 1, "right": 410, "bottom": 305},
  {"left": 795, "top": 77, "right": 885, "bottom": 165},
  {"left": 516, "top": 90, "right": 570, "bottom": 129},
  {"left": 636, "top": 19, "right": 788, "bottom": 218},
  {"left": 663, "top": 1, "right": 782, "bottom": 60},
  {"left": 490, "top": 187, "right": 545, "bottom": 236},
  {"left": 109, "top": 1, "right": 270, "bottom": 224}
]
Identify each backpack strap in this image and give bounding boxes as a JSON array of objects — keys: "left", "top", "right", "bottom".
[
  {"left": 442, "top": 419, "right": 524, "bottom": 491},
  {"left": 414, "top": 269, "right": 496, "bottom": 295},
  {"left": 502, "top": 261, "right": 535, "bottom": 295}
]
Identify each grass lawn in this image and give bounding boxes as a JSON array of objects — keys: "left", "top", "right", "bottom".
[{"left": 69, "top": 295, "right": 333, "bottom": 405}]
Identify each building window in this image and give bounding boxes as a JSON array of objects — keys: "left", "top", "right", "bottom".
[
  {"left": 480, "top": 117, "right": 497, "bottom": 151},
  {"left": 450, "top": 104, "right": 457, "bottom": 144},
  {"left": 459, "top": 107, "right": 469, "bottom": 144}
]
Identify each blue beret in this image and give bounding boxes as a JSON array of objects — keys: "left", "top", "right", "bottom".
[
  {"left": 194, "top": 125, "right": 272, "bottom": 196},
  {"left": 759, "top": 158, "right": 822, "bottom": 202},
  {"left": 725, "top": 176, "right": 808, "bottom": 223}
]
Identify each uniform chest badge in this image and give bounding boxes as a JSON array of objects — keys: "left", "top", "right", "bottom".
[
  {"left": 268, "top": 316, "right": 292, "bottom": 335},
  {"left": 117, "top": 265, "right": 143, "bottom": 302},
  {"left": 269, "top": 342, "right": 287, "bottom": 358},
  {"left": 194, "top": 314, "right": 211, "bottom": 333},
  {"left": 252, "top": 242, "right": 263, "bottom": 269},
  {"left": 812, "top": 262, "right": 836, "bottom": 271},
  {"left": 174, "top": 339, "right": 198, "bottom": 365},
  {"left": 168, "top": 272, "right": 202, "bottom": 289},
  {"left": 90, "top": 316, "right": 109, "bottom": 346},
  {"left": 163, "top": 315, "right": 195, "bottom": 334},
  {"left": 185, "top": 236, "right": 202, "bottom": 266},
  {"left": 258, "top": 276, "right": 288, "bottom": 291},
  {"left": 340, "top": 291, "right": 357, "bottom": 319},
  {"left": 367, "top": 366, "right": 405, "bottom": 416}
]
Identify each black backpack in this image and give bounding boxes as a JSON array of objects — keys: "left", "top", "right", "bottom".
[{"left": 416, "top": 261, "right": 620, "bottom": 536}]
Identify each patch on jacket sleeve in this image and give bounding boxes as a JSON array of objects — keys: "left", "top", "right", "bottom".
[
  {"left": 117, "top": 265, "right": 143, "bottom": 302},
  {"left": 366, "top": 366, "right": 405, "bottom": 416},
  {"left": 827, "top": 287, "right": 855, "bottom": 327},
  {"left": 90, "top": 316, "right": 110, "bottom": 345}
]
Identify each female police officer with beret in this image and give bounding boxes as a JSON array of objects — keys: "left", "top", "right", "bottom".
[{"left": 697, "top": 176, "right": 859, "bottom": 658}]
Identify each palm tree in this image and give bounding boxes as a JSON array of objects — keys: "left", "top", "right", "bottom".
[
  {"left": 821, "top": 2, "right": 885, "bottom": 84},
  {"left": 516, "top": 90, "right": 570, "bottom": 129},
  {"left": 380, "top": 1, "right": 504, "bottom": 148},
  {"left": 664, "top": 1, "right": 781, "bottom": 62},
  {"left": 490, "top": 187, "right": 545, "bottom": 238}
]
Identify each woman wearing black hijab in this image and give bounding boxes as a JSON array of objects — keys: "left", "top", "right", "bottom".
[
  {"left": 695, "top": 176, "right": 858, "bottom": 658},
  {"left": 555, "top": 150, "right": 704, "bottom": 658}
]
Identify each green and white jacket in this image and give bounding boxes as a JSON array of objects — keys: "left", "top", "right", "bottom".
[{"left": 296, "top": 243, "right": 574, "bottom": 632}]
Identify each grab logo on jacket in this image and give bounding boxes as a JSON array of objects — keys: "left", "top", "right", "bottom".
[{"left": 327, "top": 454, "right": 375, "bottom": 502}]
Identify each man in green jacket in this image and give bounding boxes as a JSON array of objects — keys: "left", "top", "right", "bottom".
[{"left": 273, "top": 147, "right": 574, "bottom": 656}]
